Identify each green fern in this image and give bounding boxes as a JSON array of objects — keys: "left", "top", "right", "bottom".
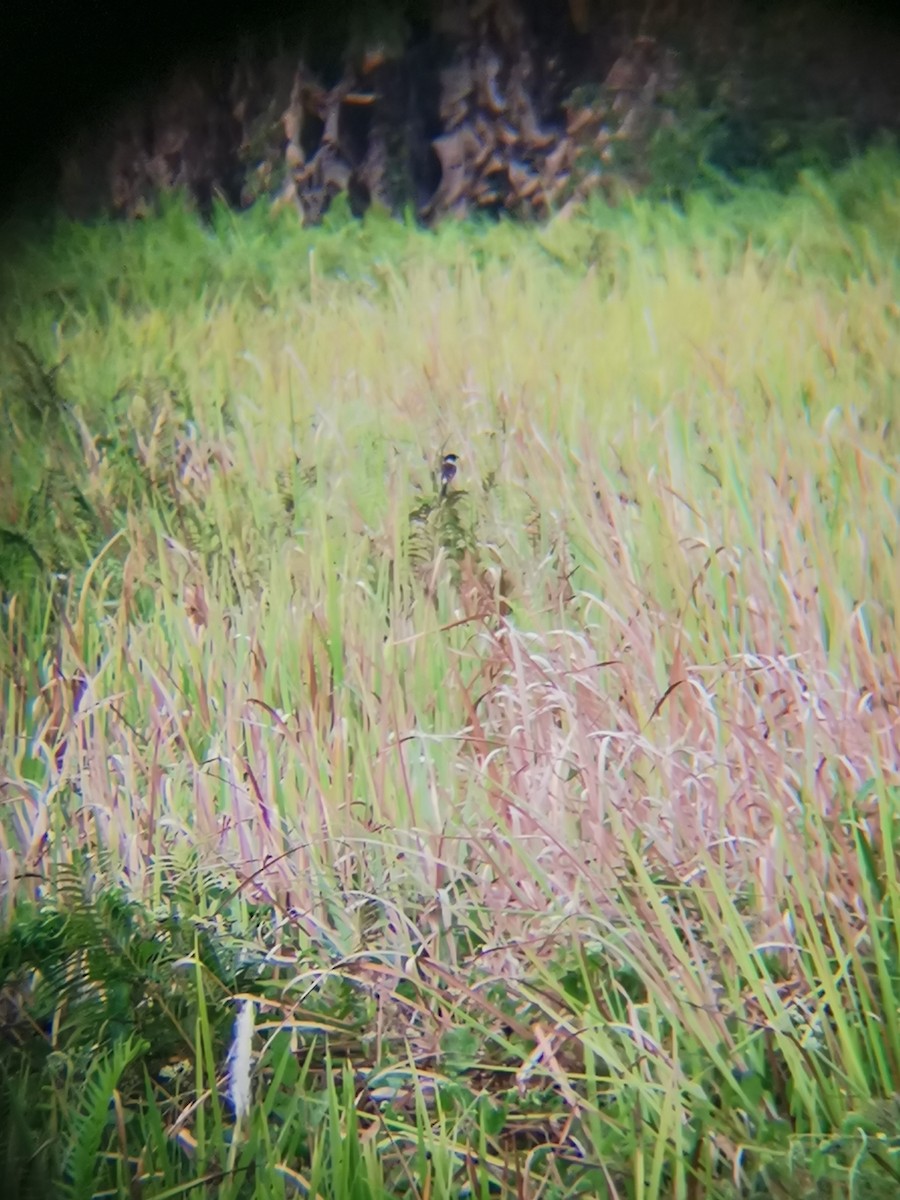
[
  {"left": 1, "top": 871, "right": 218, "bottom": 1064},
  {"left": 0, "top": 869, "right": 272, "bottom": 1195},
  {"left": 63, "top": 1033, "right": 148, "bottom": 1200},
  {"left": 0, "top": 526, "right": 45, "bottom": 595},
  {"left": 408, "top": 490, "right": 477, "bottom": 573}
]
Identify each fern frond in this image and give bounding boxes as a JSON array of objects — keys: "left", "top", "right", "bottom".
[{"left": 63, "top": 1033, "right": 148, "bottom": 1200}]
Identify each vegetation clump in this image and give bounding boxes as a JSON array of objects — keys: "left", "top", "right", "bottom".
[{"left": 1, "top": 149, "right": 899, "bottom": 1197}]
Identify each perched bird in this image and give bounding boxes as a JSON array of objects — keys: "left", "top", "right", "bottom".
[{"left": 439, "top": 453, "right": 459, "bottom": 498}]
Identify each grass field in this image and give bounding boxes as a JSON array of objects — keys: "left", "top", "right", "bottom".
[{"left": 1, "top": 149, "right": 899, "bottom": 1198}]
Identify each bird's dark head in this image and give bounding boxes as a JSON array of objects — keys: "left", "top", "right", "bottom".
[{"left": 439, "top": 452, "right": 459, "bottom": 496}]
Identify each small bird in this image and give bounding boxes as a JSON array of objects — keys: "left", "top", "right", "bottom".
[{"left": 439, "top": 453, "right": 459, "bottom": 498}]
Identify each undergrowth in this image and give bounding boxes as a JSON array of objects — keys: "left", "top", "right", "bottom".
[{"left": 0, "top": 148, "right": 898, "bottom": 1197}]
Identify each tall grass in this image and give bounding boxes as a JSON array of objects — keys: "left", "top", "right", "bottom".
[{"left": 1, "top": 149, "right": 898, "bottom": 1197}]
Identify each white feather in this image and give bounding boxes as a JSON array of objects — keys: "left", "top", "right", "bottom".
[{"left": 227, "top": 999, "right": 255, "bottom": 1121}]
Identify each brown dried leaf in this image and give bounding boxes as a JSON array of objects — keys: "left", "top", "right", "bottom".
[
  {"left": 424, "top": 125, "right": 480, "bottom": 216},
  {"left": 475, "top": 50, "right": 506, "bottom": 116},
  {"left": 508, "top": 160, "right": 541, "bottom": 199}
]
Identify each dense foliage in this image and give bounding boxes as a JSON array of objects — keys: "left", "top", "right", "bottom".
[{"left": 1, "top": 149, "right": 899, "bottom": 1196}]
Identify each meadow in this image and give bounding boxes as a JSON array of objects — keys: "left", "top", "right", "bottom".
[{"left": 1, "top": 148, "right": 899, "bottom": 1198}]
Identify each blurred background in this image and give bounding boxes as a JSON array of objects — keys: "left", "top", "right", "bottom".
[{"left": 3, "top": 0, "right": 900, "bottom": 224}]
